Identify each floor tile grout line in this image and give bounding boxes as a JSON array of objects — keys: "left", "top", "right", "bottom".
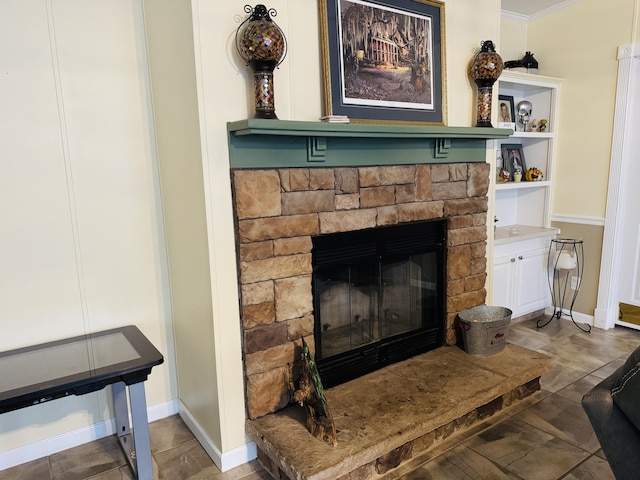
[
  {"left": 513, "top": 397, "right": 598, "bottom": 452},
  {"left": 150, "top": 436, "right": 198, "bottom": 456},
  {"left": 556, "top": 452, "right": 605, "bottom": 480},
  {"left": 82, "top": 465, "right": 128, "bottom": 480}
]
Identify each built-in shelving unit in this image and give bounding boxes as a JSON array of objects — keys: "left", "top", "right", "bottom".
[
  {"left": 491, "top": 71, "right": 562, "bottom": 317},
  {"left": 494, "top": 71, "right": 561, "bottom": 231}
]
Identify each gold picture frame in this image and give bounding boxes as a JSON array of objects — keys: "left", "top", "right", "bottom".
[{"left": 319, "top": 0, "right": 447, "bottom": 124}]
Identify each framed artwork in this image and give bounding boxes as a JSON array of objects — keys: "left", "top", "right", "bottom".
[
  {"left": 319, "top": 0, "right": 446, "bottom": 124},
  {"left": 498, "top": 95, "right": 515, "bottom": 129},
  {"left": 501, "top": 144, "right": 527, "bottom": 178}
]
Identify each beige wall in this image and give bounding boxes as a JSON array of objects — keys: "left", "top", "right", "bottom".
[
  {"left": 499, "top": 17, "right": 528, "bottom": 62},
  {"left": 550, "top": 222, "right": 604, "bottom": 315},
  {"left": 143, "top": 0, "right": 227, "bottom": 452},
  {"left": 527, "top": 0, "right": 636, "bottom": 219}
]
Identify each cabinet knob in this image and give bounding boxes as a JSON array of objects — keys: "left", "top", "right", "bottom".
[
  {"left": 518, "top": 255, "right": 524, "bottom": 260},
  {"left": 511, "top": 258, "right": 516, "bottom": 262}
]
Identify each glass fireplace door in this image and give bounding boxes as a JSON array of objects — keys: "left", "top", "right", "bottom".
[
  {"left": 381, "top": 252, "right": 439, "bottom": 338},
  {"left": 312, "top": 220, "right": 445, "bottom": 387},
  {"left": 315, "top": 263, "right": 378, "bottom": 359}
]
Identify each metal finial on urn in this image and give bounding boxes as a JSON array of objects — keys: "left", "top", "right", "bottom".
[
  {"left": 470, "top": 40, "right": 504, "bottom": 127},
  {"left": 236, "top": 4, "right": 288, "bottom": 119}
]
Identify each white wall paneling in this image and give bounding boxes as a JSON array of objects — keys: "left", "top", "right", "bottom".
[{"left": 0, "top": 0, "right": 176, "bottom": 459}]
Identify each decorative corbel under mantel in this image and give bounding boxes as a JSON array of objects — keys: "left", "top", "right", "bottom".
[
  {"left": 434, "top": 138, "right": 452, "bottom": 158},
  {"left": 307, "top": 136, "right": 327, "bottom": 162},
  {"left": 227, "top": 119, "right": 512, "bottom": 169}
]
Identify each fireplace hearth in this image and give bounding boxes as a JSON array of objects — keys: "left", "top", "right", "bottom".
[{"left": 312, "top": 220, "right": 446, "bottom": 387}]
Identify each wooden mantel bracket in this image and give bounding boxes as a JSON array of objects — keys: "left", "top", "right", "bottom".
[
  {"left": 307, "top": 136, "right": 327, "bottom": 162},
  {"left": 435, "top": 138, "right": 451, "bottom": 158}
]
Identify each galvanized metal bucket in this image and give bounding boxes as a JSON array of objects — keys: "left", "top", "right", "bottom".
[{"left": 458, "top": 305, "right": 512, "bottom": 355}]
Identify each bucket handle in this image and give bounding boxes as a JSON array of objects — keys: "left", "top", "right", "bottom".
[{"left": 458, "top": 318, "right": 471, "bottom": 332}]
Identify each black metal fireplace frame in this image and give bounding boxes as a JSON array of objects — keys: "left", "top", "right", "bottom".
[{"left": 312, "top": 220, "right": 447, "bottom": 388}]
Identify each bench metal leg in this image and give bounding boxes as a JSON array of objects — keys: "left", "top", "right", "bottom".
[
  {"left": 113, "top": 382, "right": 130, "bottom": 438},
  {"left": 129, "top": 381, "right": 153, "bottom": 480},
  {"left": 112, "top": 381, "right": 154, "bottom": 479}
]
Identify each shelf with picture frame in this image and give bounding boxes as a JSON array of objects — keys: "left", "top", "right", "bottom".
[
  {"left": 498, "top": 71, "right": 558, "bottom": 135},
  {"left": 493, "top": 71, "right": 561, "bottom": 232}
]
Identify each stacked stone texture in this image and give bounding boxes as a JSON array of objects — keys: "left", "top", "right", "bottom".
[{"left": 232, "top": 163, "right": 490, "bottom": 419}]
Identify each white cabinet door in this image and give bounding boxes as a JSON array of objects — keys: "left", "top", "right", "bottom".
[
  {"left": 513, "top": 247, "right": 551, "bottom": 317},
  {"left": 493, "top": 235, "right": 554, "bottom": 318},
  {"left": 493, "top": 254, "right": 516, "bottom": 311}
]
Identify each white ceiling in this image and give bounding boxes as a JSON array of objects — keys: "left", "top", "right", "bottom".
[{"left": 501, "top": 0, "right": 583, "bottom": 20}]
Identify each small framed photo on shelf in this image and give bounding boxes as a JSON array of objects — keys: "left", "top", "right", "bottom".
[
  {"left": 498, "top": 95, "right": 516, "bottom": 130},
  {"left": 501, "top": 144, "right": 527, "bottom": 179}
]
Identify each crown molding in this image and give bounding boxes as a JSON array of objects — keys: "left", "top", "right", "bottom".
[
  {"left": 501, "top": 0, "right": 584, "bottom": 22},
  {"left": 528, "top": 0, "right": 584, "bottom": 20},
  {"left": 500, "top": 10, "right": 528, "bottom": 23}
]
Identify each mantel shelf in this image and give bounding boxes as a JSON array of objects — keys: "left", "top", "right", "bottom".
[
  {"left": 228, "top": 118, "right": 513, "bottom": 140},
  {"left": 227, "top": 119, "right": 512, "bottom": 169}
]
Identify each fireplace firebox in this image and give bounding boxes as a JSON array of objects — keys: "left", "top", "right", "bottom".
[{"left": 312, "top": 220, "right": 446, "bottom": 387}]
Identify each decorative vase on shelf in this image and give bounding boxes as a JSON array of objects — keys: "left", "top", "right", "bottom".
[
  {"left": 517, "top": 100, "right": 532, "bottom": 132},
  {"left": 235, "top": 4, "right": 287, "bottom": 119},
  {"left": 470, "top": 40, "right": 504, "bottom": 127},
  {"left": 513, "top": 169, "right": 522, "bottom": 182},
  {"left": 521, "top": 51, "right": 539, "bottom": 72}
]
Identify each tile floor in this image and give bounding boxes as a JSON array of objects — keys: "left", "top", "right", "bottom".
[{"left": 2, "top": 316, "right": 639, "bottom": 480}]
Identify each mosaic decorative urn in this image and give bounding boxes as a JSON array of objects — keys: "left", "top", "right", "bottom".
[
  {"left": 470, "top": 40, "right": 504, "bottom": 127},
  {"left": 236, "top": 4, "right": 287, "bottom": 119}
]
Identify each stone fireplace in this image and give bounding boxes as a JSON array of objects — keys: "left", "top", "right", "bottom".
[
  {"left": 232, "top": 158, "right": 491, "bottom": 419},
  {"left": 226, "top": 119, "right": 552, "bottom": 480}
]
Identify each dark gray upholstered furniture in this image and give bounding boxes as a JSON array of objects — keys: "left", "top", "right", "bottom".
[{"left": 582, "top": 345, "right": 640, "bottom": 480}]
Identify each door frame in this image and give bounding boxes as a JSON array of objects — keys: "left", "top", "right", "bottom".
[{"left": 595, "top": 44, "right": 640, "bottom": 329}]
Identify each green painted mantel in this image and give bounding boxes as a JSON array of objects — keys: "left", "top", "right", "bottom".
[{"left": 227, "top": 119, "right": 512, "bottom": 169}]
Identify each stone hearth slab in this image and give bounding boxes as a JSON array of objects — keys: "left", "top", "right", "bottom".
[{"left": 246, "top": 344, "right": 552, "bottom": 480}]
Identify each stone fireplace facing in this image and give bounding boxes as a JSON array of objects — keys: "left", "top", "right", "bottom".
[{"left": 232, "top": 160, "right": 491, "bottom": 419}]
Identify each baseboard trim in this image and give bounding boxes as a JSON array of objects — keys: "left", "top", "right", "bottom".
[
  {"left": 543, "top": 307, "right": 594, "bottom": 327},
  {"left": 615, "top": 319, "right": 640, "bottom": 330},
  {"left": 178, "top": 400, "right": 256, "bottom": 473},
  {"left": 0, "top": 399, "right": 178, "bottom": 471}
]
